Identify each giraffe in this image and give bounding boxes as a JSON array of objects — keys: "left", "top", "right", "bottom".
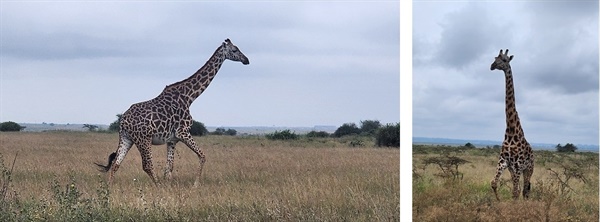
[
  {"left": 489, "top": 49, "right": 534, "bottom": 200},
  {"left": 95, "top": 39, "right": 249, "bottom": 186}
]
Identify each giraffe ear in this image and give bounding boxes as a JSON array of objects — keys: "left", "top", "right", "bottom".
[
  {"left": 509, "top": 55, "right": 514, "bottom": 61},
  {"left": 224, "top": 39, "right": 231, "bottom": 44}
]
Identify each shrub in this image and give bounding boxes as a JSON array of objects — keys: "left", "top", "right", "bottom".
[
  {"left": 376, "top": 123, "right": 399, "bottom": 147},
  {"left": 306, "top": 131, "right": 330, "bottom": 138},
  {"left": 190, "top": 120, "right": 208, "bottom": 136},
  {"left": 0, "top": 121, "right": 25, "bottom": 132},
  {"left": 349, "top": 138, "right": 365, "bottom": 147},
  {"left": 225, "top": 129, "right": 237, "bottom": 136},
  {"left": 211, "top": 127, "right": 237, "bottom": 136},
  {"left": 464, "top": 142, "right": 476, "bottom": 149},
  {"left": 423, "top": 154, "right": 470, "bottom": 180},
  {"left": 212, "top": 128, "right": 226, "bottom": 135},
  {"left": 333, "top": 123, "right": 361, "bottom": 137},
  {"left": 82, "top": 124, "right": 99, "bottom": 132},
  {"left": 556, "top": 143, "right": 577, "bottom": 152},
  {"left": 360, "top": 120, "right": 381, "bottom": 136},
  {"left": 266, "top": 130, "right": 298, "bottom": 140},
  {"left": 108, "top": 114, "right": 122, "bottom": 132}
]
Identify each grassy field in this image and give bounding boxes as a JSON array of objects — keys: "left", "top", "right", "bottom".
[
  {"left": 413, "top": 144, "right": 599, "bottom": 222},
  {"left": 0, "top": 131, "right": 399, "bottom": 221}
]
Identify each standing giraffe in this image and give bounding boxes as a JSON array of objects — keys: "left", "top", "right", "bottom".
[
  {"left": 489, "top": 49, "right": 534, "bottom": 200},
  {"left": 96, "top": 39, "right": 249, "bottom": 186}
]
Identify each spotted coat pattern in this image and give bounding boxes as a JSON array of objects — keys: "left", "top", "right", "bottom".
[
  {"left": 97, "top": 39, "right": 249, "bottom": 185},
  {"left": 490, "top": 49, "right": 534, "bottom": 200}
]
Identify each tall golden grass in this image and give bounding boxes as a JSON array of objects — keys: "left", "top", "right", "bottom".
[
  {"left": 413, "top": 145, "right": 599, "bottom": 222},
  {"left": 0, "top": 131, "right": 399, "bottom": 221}
]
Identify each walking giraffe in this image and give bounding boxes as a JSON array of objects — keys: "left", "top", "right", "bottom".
[
  {"left": 489, "top": 49, "right": 534, "bottom": 200},
  {"left": 96, "top": 39, "right": 249, "bottom": 186}
]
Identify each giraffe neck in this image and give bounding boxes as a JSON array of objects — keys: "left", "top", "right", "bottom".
[
  {"left": 503, "top": 67, "right": 524, "bottom": 135},
  {"left": 159, "top": 46, "right": 226, "bottom": 108}
]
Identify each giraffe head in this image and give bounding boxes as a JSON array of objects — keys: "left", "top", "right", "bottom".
[
  {"left": 490, "top": 49, "right": 513, "bottom": 71},
  {"left": 220, "top": 38, "right": 249, "bottom": 65}
]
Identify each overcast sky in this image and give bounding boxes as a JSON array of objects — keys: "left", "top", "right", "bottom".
[
  {"left": 0, "top": 1, "right": 399, "bottom": 128},
  {"left": 413, "top": 1, "right": 599, "bottom": 145}
]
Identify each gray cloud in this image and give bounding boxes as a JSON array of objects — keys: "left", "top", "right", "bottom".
[
  {"left": 434, "top": 3, "right": 502, "bottom": 69},
  {"left": 413, "top": 1, "right": 598, "bottom": 145},
  {"left": 1, "top": 1, "right": 399, "bottom": 127}
]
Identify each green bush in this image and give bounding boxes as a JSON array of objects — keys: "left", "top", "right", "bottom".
[
  {"left": 0, "top": 121, "right": 25, "bottom": 132},
  {"left": 464, "top": 142, "right": 476, "bottom": 149},
  {"left": 376, "top": 123, "right": 399, "bottom": 148},
  {"left": 266, "top": 130, "right": 298, "bottom": 140},
  {"left": 211, "top": 127, "right": 237, "bottom": 136},
  {"left": 360, "top": 120, "right": 381, "bottom": 136},
  {"left": 82, "top": 124, "right": 99, "bottom": 132},
  {"left": 556, "top": 143, "right": 577, "bottom": 152},
  {"left": 306, "top": 131, "right": 330, "bottom": 138},
  {"left": 108, "top": 114, "right": 122, "bottom": 132},
  {"left": 190, "top": 120, "right": 208, "bottom": 136},
  {"left": 333, "top": 123, "right": 361, "bottom": 137}
]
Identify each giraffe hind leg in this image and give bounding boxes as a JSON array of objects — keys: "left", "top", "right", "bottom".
[
  {"left": 138, "top": 143, "right": 159, "bottom": 184},
  {"left": 106, "top": 134, "right": 134, "bottom": 184},
  {"left": 164, "top": 142, "right": 177, "bottom": 180}
]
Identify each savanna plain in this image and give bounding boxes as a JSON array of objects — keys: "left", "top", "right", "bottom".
[
  {"left": 0, "top": 131, "right": 399, "bottom": 221},
  {"left": 413, "top": 144, "right": 599, "bottom": 222}
]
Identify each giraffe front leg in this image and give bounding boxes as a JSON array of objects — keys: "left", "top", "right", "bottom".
[
  {"left": 491, "top": 157, "right": 508, "bottom": 201},
  {"left": 164, "top": 141, "right": 177, "bottom": 180},
  {"left": 522, "top": 166, "right": 534, "bottom": 199},
  {"left": 178, "top": 132, "right": 206, "bottom": 187},
  {"left": 511, "top": 172, "right": 522, "bottom": 200}
]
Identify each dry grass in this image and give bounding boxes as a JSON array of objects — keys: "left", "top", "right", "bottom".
[
  {"left": 0, "top": 131, "right": 399, "bottom": 221},
  {"left": 413, "top": 145, "right": 599, "bottom": 222}
]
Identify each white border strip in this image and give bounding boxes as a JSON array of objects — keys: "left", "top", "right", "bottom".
[{"left": 399, "top": 0, "right": 412, "bottom": 221}]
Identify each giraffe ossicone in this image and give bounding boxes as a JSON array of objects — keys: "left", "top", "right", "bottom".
[
  {"left": 489, "top": 49, "right": 534, "bottom": 200},
  {"left": 95, "top": 39, "right": 249, "bottom": 186}
]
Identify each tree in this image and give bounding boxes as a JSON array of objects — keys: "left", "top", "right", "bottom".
[
  {"left": 376, "top": 123, "right": 400, "bottom": 148},
  {"left": 557, "top": 143, "right": 577, "bottom": 152},
  {"left": 333, "top": 123, "right": 361, "bottom": 137},
  {"left": 464, "top": 142, "right": 476, "bottom": 149},
  {"left": 360, "top": 120, "right": 381, "bottom": 135},
  {"left": 266, "top": 130, "right": 298, "bottom": 140},
  {"left": 190, "top": 120, "right": 208, "bottom": 136},
  {"left": 211, "top": 127, "right": 237, "bottom": 136},
  {"left": 212, "top": 127, "right": 226, "bottom": 135},
  {"left": 108, "top": 114, "right": 122, "bottom": 132},
  {"left": 563, "top": 143, "right": 578, "bottom": 152},
  {"left": 82, "top": 124, "right": 99, "bottom": 132},
  {"left": 306, "top": 131, "right": 330, "bottom": 138},
  {"left": 0, "top": 121, "right": 25, "bottom": 132},
  {"left": 225, "top": 128, "right": 237, "bottom": 136}
]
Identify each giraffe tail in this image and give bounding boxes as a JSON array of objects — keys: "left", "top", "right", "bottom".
[{"left": 95, "top": 152, "right": 117, "bottom": 172}]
